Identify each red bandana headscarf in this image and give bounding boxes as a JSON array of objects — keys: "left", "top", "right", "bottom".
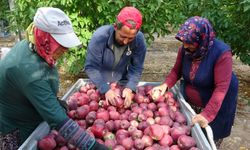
[
  {"left": 117, "top": 6, "right": 142, "bottom": 30},
  {"left": 34, "top": 27, "right": 62, "bottom": 66}
]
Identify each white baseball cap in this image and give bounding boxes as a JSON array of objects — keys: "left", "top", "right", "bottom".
[{"left": 34, "top": 7, "right": 81, "bottom": 48}]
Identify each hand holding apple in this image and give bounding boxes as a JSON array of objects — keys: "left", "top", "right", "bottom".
[
  {"left": 105, "top": 89, "right": 118, "bottom": 106},
  {"left": 151, "top": 83, "right": 168, "bottom": 100}
]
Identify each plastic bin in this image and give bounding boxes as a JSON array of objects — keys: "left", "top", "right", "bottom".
[
  {"left": 18, "top": 122, "right": 49, "bottom": 150},
  {"left": 18, "top": 78, "right": 212, "bottom": 150}
]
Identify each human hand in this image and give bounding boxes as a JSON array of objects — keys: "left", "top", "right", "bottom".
[
  {"left": 192, "top": 114, "right": 209, "bottom": 128},
  {"left": 105, "top": 89, "right": 118, "bottom": 106},
  {"left": 151, "top": 83, "right": 168, "bottom": 100},
  {"left": 122, "top": 88, "right": 133, "bottom": 108}
]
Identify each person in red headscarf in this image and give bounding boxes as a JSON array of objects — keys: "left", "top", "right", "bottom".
[
  {"left": 85, "top": 6, "right": 147, "bottom": 108},
  {"left": 0, "top": 7, "right": 107, "bottom": 150}
]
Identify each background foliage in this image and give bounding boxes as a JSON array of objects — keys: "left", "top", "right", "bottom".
[
  {"left": 0, "top": 0, "right": 10, "bottom": 34},
  {"left": 0, "top": 0, "right": 9, "bottom": 19},
  {"left": 1, "top": 0, "right": 250, "bottom": 74}
]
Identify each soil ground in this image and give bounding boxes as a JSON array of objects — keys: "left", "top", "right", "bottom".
[{"left": 1, "top": 35, "right": 250, "bottom": 150}]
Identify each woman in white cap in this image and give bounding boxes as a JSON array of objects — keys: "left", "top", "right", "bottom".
[{"left": 0, "top": 7, "right": 107, "bottom": 150}]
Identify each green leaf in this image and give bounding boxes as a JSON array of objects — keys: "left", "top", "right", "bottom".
[
  {"left": 244, "top": 5, "right": 250, "bottom": 12},
  {"left": 3, "top": 0, "right": 249, "bottom": 74}
]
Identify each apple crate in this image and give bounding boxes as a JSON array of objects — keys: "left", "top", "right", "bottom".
[{"left": 19, "top": 78, "right": 213, "bottom": 150}]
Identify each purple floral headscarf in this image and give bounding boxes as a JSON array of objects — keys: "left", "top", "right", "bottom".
[{"left": 175, "top": 16, "right": 216, "bottom": 59}]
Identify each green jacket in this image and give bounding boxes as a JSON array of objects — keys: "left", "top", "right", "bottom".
[{"left": 0, "top": 40, "right": 67, "bottom": 143}]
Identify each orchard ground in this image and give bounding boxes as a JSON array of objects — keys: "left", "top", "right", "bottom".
[{"left": 1, "top": 35, "right": 249, "bottom": 150}]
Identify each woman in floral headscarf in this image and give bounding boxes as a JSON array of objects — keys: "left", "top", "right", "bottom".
[{"left": 151, "top": 16, "right": 238, "bottom": 148}]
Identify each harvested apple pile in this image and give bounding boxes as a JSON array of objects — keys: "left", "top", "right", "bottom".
[{"left": 38, "top": 82, "right": 199, "bottom": 150}]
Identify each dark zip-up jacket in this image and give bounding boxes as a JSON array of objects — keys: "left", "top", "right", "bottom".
[
  {"left": 85, "top": 25, "right": 147, "bottom": 93},
  {"left": 0, "top": 40, "right": 67, "bottom": 142}
]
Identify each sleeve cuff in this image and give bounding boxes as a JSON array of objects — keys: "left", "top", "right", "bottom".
[
  {"left": 164, "top": 80, "right": 172, "bottom": 89},
  {"left": 125, "top": 82, "right": 137, "bottom": 92},
  {"left": 99, "top": 83, "right": 110, "bottom": 94},
  {"left": 200, "top": 111, "right": 214, "bottom": 123}
]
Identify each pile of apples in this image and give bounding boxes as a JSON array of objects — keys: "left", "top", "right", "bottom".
[{"left": 38, "top": 82, "right": 199, "bottom": 150}]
